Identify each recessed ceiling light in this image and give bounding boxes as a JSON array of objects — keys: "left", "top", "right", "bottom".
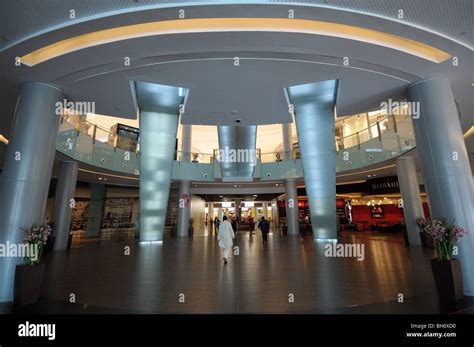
[{"left": 19, "top": 18, "right": 451, "bottom": 66}]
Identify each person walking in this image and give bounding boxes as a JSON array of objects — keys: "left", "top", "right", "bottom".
[
  {"left": 258, "top": 216, "right": 270, "bottom": 245},
  {"left": 218, "top": 215, "right": 235, "bottom": 264}
]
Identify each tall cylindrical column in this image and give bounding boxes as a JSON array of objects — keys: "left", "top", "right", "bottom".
[
  {"left": 140, "top": 111, "right": 179, "bottom": 242},
  {"left": 287, "top": 80, "right": 338, "bottom": 240},
  {"left": 235, "top": 198, "right": 241, "bottom": 220},
  {"left": 285, "top": 179, "right": 299, "bottom": 235},
  {"left": 408, "top": 78, "right": 474, "bottom": 295},
  {"left": 396, "top": 156, "right": 424, "bottom": 246},
  {"left": 135, "top": 81, "right": 186, "bottom": 242},
  {"left": 177, "top": 180, "right": 191, "bottom": 237},
  {"left": 209, "top": 202, "right": 214, "bottom": 221},
  {"left": 86, "top": 183, "right": 106, "bottom": 237},
  {"left": 181, "top": 124, "right": 192, "bottom": 162},
  {"left": 0, "top": 82, "right": 63, "bottom": 303},
  {"left": 282, "top": 123, "right": 293, "bottom": 160},
  {"left": 177, "top": 124, "right": 192, "bottom": 237},
  {"left": 52, "top": 161, "right": 78, "bottom": 251},
  {"left": 263, "top": 202, "right": 268, "bottom": 219},
  {"left": 218, "top": 207, "right": 223, "bottom": 221}
]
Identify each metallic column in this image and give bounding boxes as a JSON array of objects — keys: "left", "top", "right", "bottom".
[
  {"left": 52, "top": 161, "right": 78, "bottom": 250},
  {"left": 218, "top": 207, "right": 223, "bottom": 221},
  {"left": 408, "top": 78, "right": 474, "bottom": 295},
  {"left": 217, "top": 125, "right": 257, "bottom": 180},
  {"left": 287, "top": 80, "right": 338, "bottom": 240},
  {"left": 263, "top": 202, "right": 268, "bottom": 219},
  {"left": 177, "top": 124, "right": 192, "bottom": 237},
  {"left": 282, "top": 123, "right": 293, "bottom": 160},
  {"left": 396, "top": 156, "right": 424, "bottom": 246},
  {"left": 86, "top": 183, "right": 105, "bottom": 237},
  {"left": 135, "top": 82, "right": 187, "bottom": 242},
  {"left": 0, "top": 82, "right": 62, "bottom": 303},
  {"left": 209, "top": 202, "right": 214, "bottom": 220},
  {"left": 180, "top": 124, "right": 192, "bottom": 162},
  {"left": 285, "top": 179, "right": 299, "bottom": 235},
  {"left": 177, "top": 180, "right": 191, "bottom": 237},
  {"left": 235, "top": 198, "right": 241, "bottom": 220}
]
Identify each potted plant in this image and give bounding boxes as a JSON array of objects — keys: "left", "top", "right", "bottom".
[
  {"left": 416, "top": 217, "right": 434, "bottom": 248},
  {"left": 14, "top": 223, "right": 52, "bottom": 306},
  {"left": 424, "top": 219, "right": 465, "bottom": 302}
]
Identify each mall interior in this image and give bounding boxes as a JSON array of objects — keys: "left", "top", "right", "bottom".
[{"left": 0, "top": 0, "right": 473, "bottom": 314}]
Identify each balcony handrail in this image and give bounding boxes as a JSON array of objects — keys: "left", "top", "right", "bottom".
[{"left": 59, "top": 112, "right": 413, "bottom": 164}]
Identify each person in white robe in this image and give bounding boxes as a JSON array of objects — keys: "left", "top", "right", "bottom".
[{"left": 218, "top": 215, "right": 235, "bottom": 264}]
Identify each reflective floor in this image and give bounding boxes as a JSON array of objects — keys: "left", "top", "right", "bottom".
[{"left": 14, "top": 230, "right": 474, "bottom": 314}]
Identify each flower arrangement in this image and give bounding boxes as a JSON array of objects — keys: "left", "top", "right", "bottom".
[
  {"left": 418, "top": 218, "right": 465, "bottom": 260},
  {"left": 22, "top": 224, "right": 52, "bottom": 265}
]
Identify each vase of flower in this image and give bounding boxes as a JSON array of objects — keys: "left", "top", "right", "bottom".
[
  {"left": 424, "top": 219, "right": 465, "bottom": 302},
  {"left": 14, "top": 224, "right": 51, "bottom": 307}
]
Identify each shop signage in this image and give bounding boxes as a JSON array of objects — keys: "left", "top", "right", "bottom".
[{"left": 367, "top": 176, "right": 400, "bottom": 195}]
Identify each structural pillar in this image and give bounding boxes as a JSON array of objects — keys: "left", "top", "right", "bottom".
[
  {"left": 408, "top": 78, "right": 474, "bottom": 295},
  {"left": 287, "top": 80, "right": 339, "bottom": 240},
  {"left": 177, "top": 124, "right": 192, "bottom": 237},
  {"left": 263, "top": 202, "right": 268, "bottom": 219},
  {"left": 180, "top": 124, "right": 192, "bottom": 162},
  {"left": 218, "top": 207, "right": 223, "bottom": 221},
  {"left": 177, "top": 180, "right": 191, "bottom": 237},
  {"left": 209, "top": 202, "right": 214, "bottom": 221},
  {"left": 396, "top": 156, "right": 424, "bottom": 246},
  {"left": 0, "top": 82, "right": 62, "bottom": 303},
  {"left": 285, "top": 179, "right": 299, "bottom": 235},
  {"left": 86, "top": 183, "right": 106, "bottom": 237},
  {"left": 52, "top": 161, "right": 79, "bottom": 250},
  {"left": 135, "top": 82, "right": 187, "bottom": 242},
  {"left": 235, "top": 198, "right": 241, "bottom": 220},
  {"left": 282, "top": 123, "right": 293, "bottom": 160}
]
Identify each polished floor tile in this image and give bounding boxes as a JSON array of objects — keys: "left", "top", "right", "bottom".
[{"left": 22, "top": 230, "right": 471, "bottom": 314}]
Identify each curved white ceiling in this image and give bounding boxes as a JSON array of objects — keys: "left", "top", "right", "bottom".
[{"left": 0, "top": 0, "right": 472, "bottom": 51}]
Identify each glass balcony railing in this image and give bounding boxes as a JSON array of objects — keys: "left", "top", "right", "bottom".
[{"left": 56, "top": 111, "right": 416, "bottom": 178}]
